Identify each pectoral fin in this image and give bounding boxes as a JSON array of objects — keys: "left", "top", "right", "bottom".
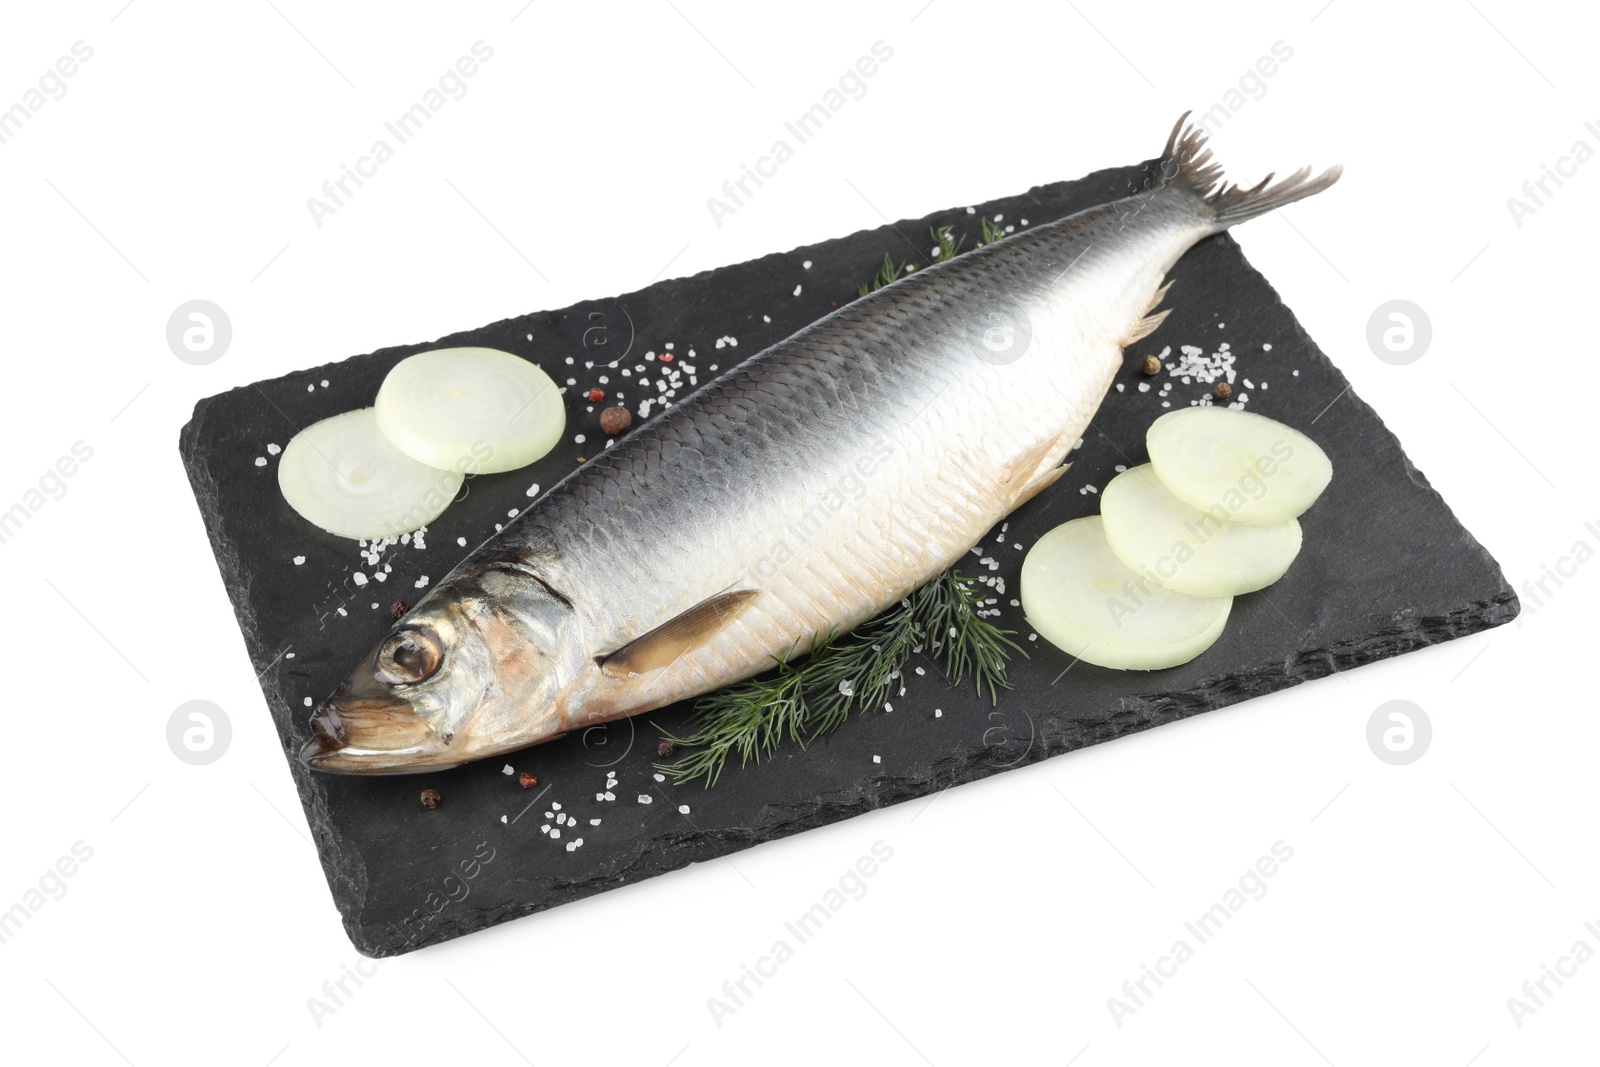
[{"left": 598, "top": 589, "right": 762, "bottom": 677}]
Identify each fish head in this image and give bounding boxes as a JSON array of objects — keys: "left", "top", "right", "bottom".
[{"left": 300, "top": 562, "right": 586, "bottom": 774}]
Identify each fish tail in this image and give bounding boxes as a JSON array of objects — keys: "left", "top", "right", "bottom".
[{"left": 1154, "top": 111, "right": 1342, "bottom": 228}]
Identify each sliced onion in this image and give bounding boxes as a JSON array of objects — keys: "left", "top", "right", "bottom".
[
  {"left": 1101, "top": 464, "right": 1302, "bottom": 597},
  {"left": 1146, "top": 407, "right": 1332, "bottom": 525},
  {"left": 278, "top": 408, "right": 463, "bottom": 540},
  {"left": 1020, "top": 516, "right": 1232, "bottom": 671},
  {"left": 376, "top": 347, "right": 565, "bottom": 474}
]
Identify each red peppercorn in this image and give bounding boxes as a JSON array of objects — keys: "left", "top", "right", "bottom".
[
  {"left": 659, "top": 352, "right": 674, "bottom": 362},
  {"left": 656, "top": 740, "right": 677, "bottom": 758},
  {"left": 419, "top": 788, "right": 442, "bottom": 810},
  {"left": 390, "top": 599, "right": 410, "bottom": 620},
  {"left": 518, "top": 772, "right": 538, "bottom": 789},
  {"left": 586, "top": 387, "right": 605, "bottom": 402}
]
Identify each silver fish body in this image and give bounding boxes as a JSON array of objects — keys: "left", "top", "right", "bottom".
[{"left": 302, "top": 116, "right": 1340, "bottom": 773}]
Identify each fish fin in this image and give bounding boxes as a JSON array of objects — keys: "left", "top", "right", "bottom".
[
  {"left": 598, "top": 589, "right": 762, "bottom": 677},
  {"left": 1124, "top": 307, "right": 1171, "bottom": 345},
  {"left": 1150, "top": 279, "right": 1174, "bottom": 311},
  {"left": 1005, "top": 433, "right": 1076, "bottom": 509},
  {"left": 1013, "top": 461, "right": 1070, "bottom": 510},
  {"left": 1003, "top": 434, "right": 1067, "bottom": 490},
  {"left": 1154, "top": 112, "right": 1342, "bottom": 228}
]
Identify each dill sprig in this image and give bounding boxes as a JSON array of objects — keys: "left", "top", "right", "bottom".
[
  {"left": 980, "top": 216, "right": 1006, "bottom": 245},
  {"left": 656, "top": 569, "right": 1022, "bottom": 786},
  {"left": 857, "top": 252, "right": 907, "bottom": 297},
  {"left": 932, "top": 223, "right": 965, "bottom": 262},
  {"left": 856, "top": 227, "right": 967, "bottom": 298}
]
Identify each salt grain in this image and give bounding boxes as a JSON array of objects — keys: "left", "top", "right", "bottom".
[
  {"left": 254, "top": 457, "right": 267, "bottom": 467},
  {"left": 502, "top": 765, "right": 514, "bottom": 775},
  {"left": 678, "top": 804, "right": 691, "bottom": 814},
  {"left": 638, "top": 794, "right": 652, "bottom": 804},
  {"left": 293, "top": 555, "right": 305, "bottom": 565}
]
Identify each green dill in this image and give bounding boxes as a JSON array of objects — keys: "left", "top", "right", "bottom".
[
  {"left": 656, "top": 569, "right": 1022, "bottom": 786},
  {"left": 857, "top": 252, "right": 908, "bottom": 297},
  {"left": 931, "top": 224, "right": 965, "bottom": 262},
  {"left": 980, "top": 216, "right": 1007, "bottom": 245}
]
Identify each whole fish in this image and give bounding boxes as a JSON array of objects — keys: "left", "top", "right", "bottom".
[{"left": 301, "top": 115, "right": 1340, "bottom": 773}]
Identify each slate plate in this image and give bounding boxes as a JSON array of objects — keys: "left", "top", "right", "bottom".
[{"left": 179, "top": 160, "right": 1518, "bottom": 956}]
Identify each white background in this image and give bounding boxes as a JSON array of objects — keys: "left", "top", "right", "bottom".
[{"left": 1, "top": 1, "right": 1595, "bottom": 1064}]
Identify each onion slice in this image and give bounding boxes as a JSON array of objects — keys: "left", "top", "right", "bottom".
[
  {"left": 376, "top": 347, "right": 565, "bottom": 474},
  {"left": 1145, "top": 407, "right": 1331, "bottom": 525},
  {"left": 1101, "top": 464, "right": 1302, "bottom": 597},
  {"left": 1021, "top": 516, "right": 1232, "bottom": 671},
  {"left": 278, "top": 408, "right": 463, "bottom": 540}
]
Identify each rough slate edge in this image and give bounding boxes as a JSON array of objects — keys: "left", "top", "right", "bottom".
[{"left": 179, "top": 161, "right": 1518, "bottom": 956}]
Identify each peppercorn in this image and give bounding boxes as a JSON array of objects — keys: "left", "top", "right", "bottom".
[
  {"left": 656, "top": 740, "right": 677, "bottom": 758},
  {"left": 599, "top": 406, "right": 632, "bottom": 436},
  {"left": 390, "top": 599, "right": 410, "bottom": 620},
  {"left": 518, "top": 772, "right": 538, "bottom": 789},
  {"left": 586, "top": 387, "right": 605, "bottom": 402},
  {"left": 1141, "top": 355, "right": 1161, "bottom": 376},
  {"left": 659, "top": 352, "right": 675, "bottom": 362},
  {"left": 419, "top": 788, "right": 442, "bottom": 810},
  {"left": 1214, "top": 381, "right": 1232, "bottom": 401}
]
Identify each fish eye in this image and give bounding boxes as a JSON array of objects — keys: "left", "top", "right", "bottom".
[{"left": 375, "top": 627, "right": 443, "bottom": 685}]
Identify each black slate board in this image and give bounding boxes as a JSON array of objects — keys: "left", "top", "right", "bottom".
[{"left": 179, "top": 161, "right": 1517, "bottom": 956}]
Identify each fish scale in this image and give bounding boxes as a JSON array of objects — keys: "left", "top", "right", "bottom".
[{"left": 302, "top": 116, "right": 1342, "bottom": 772}]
